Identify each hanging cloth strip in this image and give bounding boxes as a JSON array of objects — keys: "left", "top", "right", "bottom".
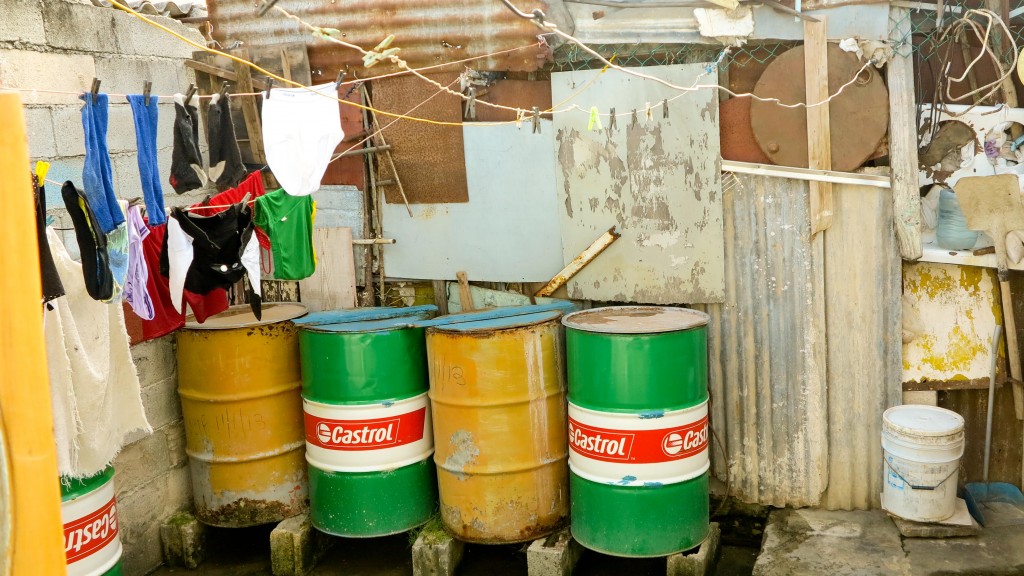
[
  {"left": 207, "top": 92, "right": 246, "bottom": 188},
  {"left": 61, "top": 181, "right": 113, "bottom": 301},
  {"left": 127, "top": 94, "right": 168, "bottom": 225},
  {"left": 80, "top": 92, "right": 124, "bottom": 233},
  {"left": 34, "top": 175, "right": 65, "bottom": 304},
  {"left": 169, "top": 93, "right": 207, "bottom": 194}
]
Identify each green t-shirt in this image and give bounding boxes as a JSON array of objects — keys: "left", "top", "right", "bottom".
[{"left": 254, "top": 188, "right": 316, "bottom": 280}]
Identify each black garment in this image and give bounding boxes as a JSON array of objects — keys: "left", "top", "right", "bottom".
[
  {"left": 161, "top": 203, "right": 261, "bottom": 319},
  {"left": 61, "top": 181, "right": 113, "bottom": 301},
  {"left": 34, "top": 175, "right": 64, "bottom": 304},
  {"left": 169, "top": 99, "right": 206, "bottom": 194},
  {"left": 206, "top": 93, "right": 245, "bottom": 189}
]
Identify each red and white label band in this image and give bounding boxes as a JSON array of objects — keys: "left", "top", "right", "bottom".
[
  {"left": 568, "top": 416, "right": 709, "bottom": 465},
  {"left": 64, "top": 498, "right": 119, "bottom": 564},
  {"left": 304, "top": 407, "right": 427, "bottom": 451}
]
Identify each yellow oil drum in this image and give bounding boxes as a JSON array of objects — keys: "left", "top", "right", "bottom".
[
  {"left": 426, "top": 310, "right": 569, "bottom": 543},
  {"left": 177, "top": 303, "right": 308, "bottom": 527}
]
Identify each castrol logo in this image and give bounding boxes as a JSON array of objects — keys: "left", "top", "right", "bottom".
[
  {"left": 568, "top": 416, "right": 709, "bottom": 464},
  {"left": 64, "top": 498, "right": 119, "bottom": 564},
  {"left": 305, "top": 407, "right": 427, "bottom": 451}
]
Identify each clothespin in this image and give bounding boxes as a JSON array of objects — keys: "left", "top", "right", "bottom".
[
  {"left": 34, "top": 160, "right": 50, "bottom": 184},
  {"left": 587, "top": 106, "right": 602, "bottom": 132},
  {"left": 143, "top": 80, "right": 152, "bottom": 106},
  {"left": 184, "top": 84, "right": 197, "bottom": 105},
  {"left": 465, "top": 87, "right": 477, "bottom": 120},
  {"left": 363, "top": 35, "right": 399, "bottom": 68},
  {"left": 662, "top": 99, "right": 669, "bottom": 119},
  {"left": 531, "top": 106, "right": 541, "bottom": 134},
  {"left": 645, "top": 102, "right": 653, "bottom": 121},
  {"left": 265, "top": 78, "right": 274, "bottom": 99},
  {"left": 608, "top": 108, "right": 617, "bottom": 131},
  {"left": 219, "top": 81, "right": 230, "bottom": 101},
  {"left": 335, "top": 70, "right": 346, "bottom": 87},
  {"left": 631, "top": 109, "right": 638, "bottom": 127},
  {"left": 89, "top": 78, "right": 101, "bottom": 104},
  {"left": 515, "top": 109, "right": 524, "bottom": 129}
]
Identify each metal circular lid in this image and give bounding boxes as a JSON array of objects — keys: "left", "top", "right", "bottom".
[
  {"left": 883, "top": 405, "right": 964, "bottom": 437},
  {"left": 562, "top": 306, "right": 709, "bottom": 334},
  {"left": 429, "top": 310, "right": 563, "bottom": 333},
  {"left": 185, "top": 302, "right": 307, "bottom": 329}
]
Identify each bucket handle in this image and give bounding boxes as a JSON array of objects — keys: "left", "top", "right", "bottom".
[{"left": 884, "top": 459, "right": 958, "bottom": 491}]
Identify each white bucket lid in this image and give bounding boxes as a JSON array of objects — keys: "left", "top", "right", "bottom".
[{"left": 883, "top": 404, "right": 964, "bottom": 437}]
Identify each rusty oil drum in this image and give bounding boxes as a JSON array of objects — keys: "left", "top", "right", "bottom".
[
  {"left": 426, "top": 310, "right": 569, "bottom": 543},
  {"left": 176, "top": 303, "right": 308, "bottom": 527}
]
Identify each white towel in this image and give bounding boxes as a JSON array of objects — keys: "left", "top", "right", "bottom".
[{"left": 45, "top": 227, "right": 151, "bottom": 478}]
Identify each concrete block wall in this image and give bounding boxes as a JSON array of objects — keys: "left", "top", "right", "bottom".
[{"left": 2, "top": 1, "right": 209, "bottom": 574}]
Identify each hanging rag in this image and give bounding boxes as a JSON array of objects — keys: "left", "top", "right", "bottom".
[
  {"left": 261, "top": 83, "right": 344, "bottom": 196},
  {"left": 124, "top": 204, "right": 155, "bottom": 320},
  {"left": 189, "top": 170, "right": 272, "bottom": 251},
  {"left": 103, "top": 201, "right": 129, "bottom": 304},
  {"left": 127, "top": 94, "right": 167, "bottom": 225},
  {"left": 169, "top": 94, "right": 207, "bottom": 194},
  {"left": 164, "top": 203, "right": 262, "bottom": 319},
  {"left": 34, "top": 175, "right": 65, "bottom": 304},
  {"left": 45, "top": 227, "right": 151, "bottom": 478},
  {"left": 207, "top": 93, "right": 246, "bottom": 188},
  {"left": 80, "top": 92, "right": 124, "bottom": 233},
  {"left": 254, "top": 188, "right": 317, "bottom": 280},
  {"left": 61, "top": 181, "right": 113, "bottom": 301}
]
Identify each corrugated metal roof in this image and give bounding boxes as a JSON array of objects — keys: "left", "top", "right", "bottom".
[
  {"left": 206, "top": 0, "right": 557, "bottom": 77},
  {"left": 698, "top": 173, "right": 829, "bottom": 508}
]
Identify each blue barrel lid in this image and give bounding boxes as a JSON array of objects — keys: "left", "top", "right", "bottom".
[
  {"left": 301, "top": 314, "right": 433, "bottom": 334},
  {"left": 428, "top": 309, "right": 563, "bottom": 333},
  {"left": 302, "top": 302, "right": 577, "bottom": 333},
  {"left": 292, "top": 305, "right": 437, "bottom": 327}
]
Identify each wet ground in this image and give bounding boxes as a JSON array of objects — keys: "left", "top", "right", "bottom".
[{"left": 151, "top": 513, "right": 763, "bottom": 576}]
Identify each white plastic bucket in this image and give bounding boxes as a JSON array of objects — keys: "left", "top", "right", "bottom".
[{"left": 881, "top": 404, "right": 965, "bottom": 522}]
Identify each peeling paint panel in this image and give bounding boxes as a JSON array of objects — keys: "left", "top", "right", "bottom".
[
  {"left": 552, "top": 64, "right": 724, "bottom": 304},
  {"left": 903, "top": 261, "right": 1001, "bottom": 383},
  {"left": 695, "top": 174, "right": 826, "bottom": 508}
]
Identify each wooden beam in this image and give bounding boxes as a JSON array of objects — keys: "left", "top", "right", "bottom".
[
  {"left": 231, "top": 49, "right": 267, "bottom": 164},
  {"left": 456, "top": 271, "right": 474, "bottom": 312},
  {"left": 887, "top": 7, "right": 923, "bottom": 261},
  {"left": 903, "top": 376, "right": 1019, "bottom": 392},
  {"left": 432, "top": 280, "right": 450, "bottom": 316},
  {"left": 185, "top": 59, "right": 270, "bottom": 90},
  {"left": 804, "top": 16, "right": 833, "bottom": 235},
  {"left": 0, "top": 91, "right": 67, "bottom": 574}
]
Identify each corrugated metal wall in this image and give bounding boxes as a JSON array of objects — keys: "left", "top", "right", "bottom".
[
  {"left": 699, "top": 173, "right": 829, "bottom": 508},
  {"left": 700, "top": 173, "right": 901, "bottom": 509}
]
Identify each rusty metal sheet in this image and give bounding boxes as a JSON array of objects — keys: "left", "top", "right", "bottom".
[
  {"left": 695, "top": 173, "right": 828, "bottom": 508},
  {"left": 373, "top": 72, "right": 468, "bottom": 204},
  {"left": 720, "top": 97, "right": 772, "bottom": 164},
  {"left": 749, "top": 44, "right": 888, "bottom": 172},
  {"left": 321, "top": 87, "right": 366, "bottom": 188},
  {"left": 206, "top": 0, "right": 556, "bottom": 77},
  {"left": 473, "top": 79, "right": 553, "bottom": 123},
  {"left": 551, "top": 63, "right": 725, "bottom": 304}
]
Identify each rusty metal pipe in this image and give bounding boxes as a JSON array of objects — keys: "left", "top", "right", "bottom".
[{"left": 535, "top": 226, "right": 620, "bottom": 297}]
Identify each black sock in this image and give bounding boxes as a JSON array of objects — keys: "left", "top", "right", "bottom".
[
  {"left": 62, "top": 181, "right": 113, "bottom": 301},
  {"left": 207, "top": 93, "right": 246, "bottom": 188},
  {"left": 169, "top": 95, "right": 207, "bottom": 194}
]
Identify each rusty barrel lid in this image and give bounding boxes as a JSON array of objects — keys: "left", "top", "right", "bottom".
[
  {"left": 428, "top": 309, "right": 564, "bottom": 334},
  {"left": 185, "top": 302, "right": 307, "bottom": 330},
  {"left": 562, "top": 305, "right": 709, "bottom": 335}
]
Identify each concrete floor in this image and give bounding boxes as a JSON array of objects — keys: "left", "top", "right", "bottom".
[{"left": 753, "top": 508, "right": 1024, "bottom": 576}]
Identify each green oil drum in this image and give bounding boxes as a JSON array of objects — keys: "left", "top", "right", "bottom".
[
  {"left": 60, "top": 467, "right": 124, "bottom": 576},
  {"left": 299, "top": 311, "right": 437, "bottom": 537},
  {"left": 563, "top": 306, "right": 711, "bottom": 558}
]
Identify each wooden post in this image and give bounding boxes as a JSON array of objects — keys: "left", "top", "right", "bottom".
[
  {"left": 887, "top": 7, "right": 923, "bottom": 261},
  {"left": 231, "top": 48, "right": 267, "bottom": 164},
  {"left": 804, "top": 17, "right": 833, "bottom": 234},
  {"left": 456, "top": 271, "right": 474, "bottom": 312},
  {"left": 0, "top": 91, "right": 67, "bottom": 574}
]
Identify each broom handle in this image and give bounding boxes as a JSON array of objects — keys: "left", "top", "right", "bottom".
[{"left": 985, "top": 324, "right": 1003, "bottom": 484}]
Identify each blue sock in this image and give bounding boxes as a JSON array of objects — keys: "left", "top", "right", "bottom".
[
  {"left": 80, "top": 93, "right": 124, "bottom": 234},
  {"left": 127, "top": 95, "right": 167, "bottom": 226}
]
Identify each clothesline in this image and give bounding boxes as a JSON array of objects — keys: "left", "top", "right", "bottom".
[{"left": 42, "top": 177, "right": 255, "bottom": 212}]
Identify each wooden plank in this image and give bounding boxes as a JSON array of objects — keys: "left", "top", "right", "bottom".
[
  {"left": 432, "top": 280, "right": 450, "bottom": 316},
  {"left": 0, "top": 92, "right": 66, "bottom": 573},
  {"left": 821, "top": 173, "right": 902, "bottom": 510},
  {"left": 185, "top": 59, "right": 270, "bottom": 89},
  {"left": 904, "top": 376, "right": 1017, "bottom": 392},
  {"left": 940, "top": 385, "right": 1024, "bottom": 488},
  {"left": 299, "top": 228, "right": 357, "bottom": 312},
  {"left": 804, "top": 17, "right": 833, "bottom": 234},
  {"left": 456, "top": 271, "right": 474, "bottom": 311},
  {"left": 887, "top": 8, "right": 923, "bottom": 260},
  {"left": 231, "top": 49, "right": 266, "bottom": 164}
]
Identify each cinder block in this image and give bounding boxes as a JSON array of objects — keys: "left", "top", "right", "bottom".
[
  {"left": 116, "top": 466, "right": 193, "bottom": 576},
  {"left": 412, "top": 521, "right": 464, "bottom": 576},
  {"left": 0, "top": 0, "right": 46, "bottom": 45},
  {"left": 140, "top": 379, "right": 183, "bottom": 432},
  {"left": 24, "top": 106, "right": 57, "bottom": 159},
  {"left": 110, "top": 151, "right": 143, "bottom": 198},
  {"left": 0, "top": 50, "right": 95, "bottom": 105},
  {"left": 94, "top": 56, "right": 185, "bottom": 101},
  {"left": 113, "top": 426, "right": 170, "bottom": 491},
  {"left": 903, "top": 391, "right": 938, "bottom": 406},
  {"left": 165, "top": 423, "right": 188, "bottom": 468},
  {"left": 50, "top": 104, "right": 87, "bottom": 158},
  {"left": 891, "top": 514, "right": 980, "bottom": 538},
  {"left": 42, "top": 0, "right": 118, "bottom": 53},
  {"left": 130, "top": 335, "right": 176, "bottom": 386},
  {"left": 527, "top": 528, "right": 583, "bottom": 576},
  {"left": 111, "top": 9, "right": 203, "bottom": 59},
  {"left": 160, "top": 510, "right": 207, "bottom": 569},
  {"left": 666, "top": 523, "right": 721, "bottom": 576},
  {"left": 105, "top": 103, "right": 141, "bottom": 155},
  {"left": 270, "top": 514, "right": 335, "bottom": 576}
]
